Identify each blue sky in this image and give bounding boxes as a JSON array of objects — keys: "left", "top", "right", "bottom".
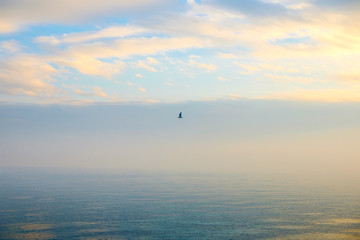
[{"left": 1, "top": 0, "right": 360, "bottom": 104}]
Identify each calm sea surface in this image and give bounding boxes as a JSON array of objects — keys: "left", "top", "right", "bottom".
[{"left": 0, "top": 169, "right": 359, "bottom": 240}]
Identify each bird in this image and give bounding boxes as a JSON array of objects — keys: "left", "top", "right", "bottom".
[{"left": 178, "top": 112, "right": 183, "bottom": 118}]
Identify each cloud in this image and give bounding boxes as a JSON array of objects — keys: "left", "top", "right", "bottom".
[
  {"left": 135, "top": 57, "right": 161, "bottom": 72},
  {"left": 334, "top": 72, "right": 360, "bottom": 83},
  {"left": 218, "top": 53, "right": 237, "bottom": 59},
  {"left": 258, "top": 63, "right": 300, "bottom": 73},
  {"left": 259, "top": 88, "right": 360, "bottom": 102},
  {"left": 0, "top": 0, "right": 169, "bottom": 34},
  {"left": 0, "top": 22, "right": 19, "bottom": 34},
  {"left": 146, "top": 57, "right": 160, "bottom": 65},
  {"left": 92, "top": 86, "right": 109, "bottom": 97},
  {"left": 0, "top": 55, "right": 60, "bottom": 97},
  {"left": 148, "top": 0, "right": 360, "bottom": 58},
  {"left": 0, "top": 40, "right": 21, "bottom": 52},
  {"left": 235, "top": 63, "right": 259, "bottom": 74},
  {"left": 135, "top": 73, "right": 143, "bottom": 78},
  {"left": 60, "top": 37, "right": 207, "bottom": 61},
  {"left": 188, "top": 59, "right": 217, "bottom": 71},
  {"left": 1, "top": 0, "right": 360, "bottom": 104},
  {"left": 262, "top": 0, "right": 313, "bottom": 10},
  {"left": 204, "top": 0, "right": 289, "bottom": 17},
  {"left": 56, "top": 56, "right": 125, "bottom": 78},
  {"left": 137, "top": 61, "right": 157, "bottom": 72},
  {"left": 35, "top": 36, "right": 206, "bottom": 81},
  {"left": 138, "top": 88, "right": 147, "bottom": 92},
  {"left": 65, "top": 85, "right": 108, "bottom": 98},
  {"left": 189, "top": 55, "right": 200, "bottom": 59},
  {"left": 265, "top": 74, "right": 317, "bottom": 84},
  {"left": 36, "top": 26, "right": 147, "bottom": 45},
  {"left": 314, "top": 0, "right": 360, "bottom": 10},
  {"left": 229, "top": 94, "right": 243, "bottom": 100}
]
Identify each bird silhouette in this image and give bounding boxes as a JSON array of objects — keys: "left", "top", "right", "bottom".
[{"left": 178, "top": 112, "right": 183, "bottom": 118}]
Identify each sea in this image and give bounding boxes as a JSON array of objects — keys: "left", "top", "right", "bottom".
[{"left": 0, "top": 169, "right": 359, "bottom": 240}]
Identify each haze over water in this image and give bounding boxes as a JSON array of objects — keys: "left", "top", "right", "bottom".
[{"left": 1, "top": 169, "right": 359, "bottom": 240}]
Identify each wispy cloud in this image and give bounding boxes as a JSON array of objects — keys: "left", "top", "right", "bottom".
[
  {"left": 36, "top": 26, "right": 147, "bottom": 45},
  {"left": 146, "top": 57, "right": 160, "bottom": 65},
  {"left": 265, "top": 74, "right": 317, "bottom": 84},
  {"left": 137, "top": 61, "right": 157, "bottom": 72},
  {"left": 0, "top": 55, "right": 60, "bottom": 97},
  {"left": 0, "top": 0, "right": 168, "bottom": 34},
  {"left": 235, "top": 63, "right": 259, "bottom": 75},
  {"left": 259, "top": 88, "right": 360, "bottom": 102},
  {"left": 188, "top": 59, "right": 217, "bottom": 71},
  {"left": 65, "top": 85, "right": 109, "bottom": 98},
  {"left": 218, "top": 53, "right": 237, "bottom": 59},
  {"left": 56, "top": 57, "right": 125, "bottom": 78},
  {"left": 0, "top": 40, "right": 21, "bottom": 52},
  {"left": 136, "top": 57, "right": 161, "bottom": 72},
  {"left": 92, "top": 86, "right": 109, "bottom": 97},
  {"left": 334, "top": 72, "right": 360, "bottom": 83}
]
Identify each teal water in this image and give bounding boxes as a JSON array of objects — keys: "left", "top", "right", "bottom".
[{"left": 0, "top": 170, "right": 359, "bottom": 239}]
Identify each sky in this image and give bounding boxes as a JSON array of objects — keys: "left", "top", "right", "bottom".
[
  {"left": 1, "top": 0, "right": 360, "bottom": 176},
  {"left": 1, "top": 0, "right": 360, "bottom": 104}
]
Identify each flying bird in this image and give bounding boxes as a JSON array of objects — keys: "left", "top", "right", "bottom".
[{"left": 178, "top": 112, "right": 183, "bottom": 118}]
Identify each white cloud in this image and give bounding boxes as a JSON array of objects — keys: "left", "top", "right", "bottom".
[
  {"left": 258, "top": 87, "right": 360, "bottom": 102},
  {"left": 235, "top": 63, "right": 259, "bottom": 75},
  {"left": 0, "top": 22, "right": 19, "bottom": 34},
  {"left": 135, "top": 56, "right": 161, "bottom": 72},
  {"left": 218, "top": 53, "right": 237, "bottom": 59},
  {"left": 36, "top": 26, "right": 147, "bottom": 45},
  {"left": 137, "top": 61, "right": 157, "bottom": 72},
  {"left": 262, "top": 0, "right": 313, "bottom": 10},
  {"left": 265, "top": 74, "right": 317, "bottom": 84},
  {"left": 188, "top": 59, "right": 217, "bottom": 71},
  {"left": 334, "top": 72, "right": 360, "bottom": 83},
  {"left": 92, "top": 86, "right": 109, "bottom": 97},
  {"left": 36, "top": 35, "right": 206, "bottom": 80},
  {"left": 189, "top": 55, "right": 200, "bottom": 59},
  {"left": 138, "top": 88, "right": 147, "bottom": 92},
  {"left": 135, "top": 73, "right": 143, "bottom": 78},
  {"left": 148, "top": 1, "right": 360, "bottom": 58},
  {"left": 65, "top": 84, "right": 108, "bottom": 98},
  {"left": 165, "top": 82, "right": 175, "bottom": 87},
  {"left": 229, "top": 94, "right": 243, "bottom": 100},
  {"left": 146, "top": 57, "right": 160, "bottom": 65},
  {"left": 69, "top": 87, "right": 93, "bottom": 97},
  {"left": 258, "top": 63, "right": 300, "bottom": 73},
  {"left": 0, "top": 40, "right": 21, "bottom": 52},
  {"left": 56, "top": 57, "right": 125, "bottom": 78},
  {"left": 0, "top": 0, "right": 168, "bottom": 34},
  {"left": 1, "top": 0, "right": 360, "bottom": 104},
  {"left": 0, "top": 55, "right": 60, "bottom": 97},
  {"left": 59, "top": 37, "right": 207, "bottom": 62}
]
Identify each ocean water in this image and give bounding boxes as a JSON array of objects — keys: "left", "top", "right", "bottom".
[{"left": 0, "top": 170, "right": 359, "bottom": 240}]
